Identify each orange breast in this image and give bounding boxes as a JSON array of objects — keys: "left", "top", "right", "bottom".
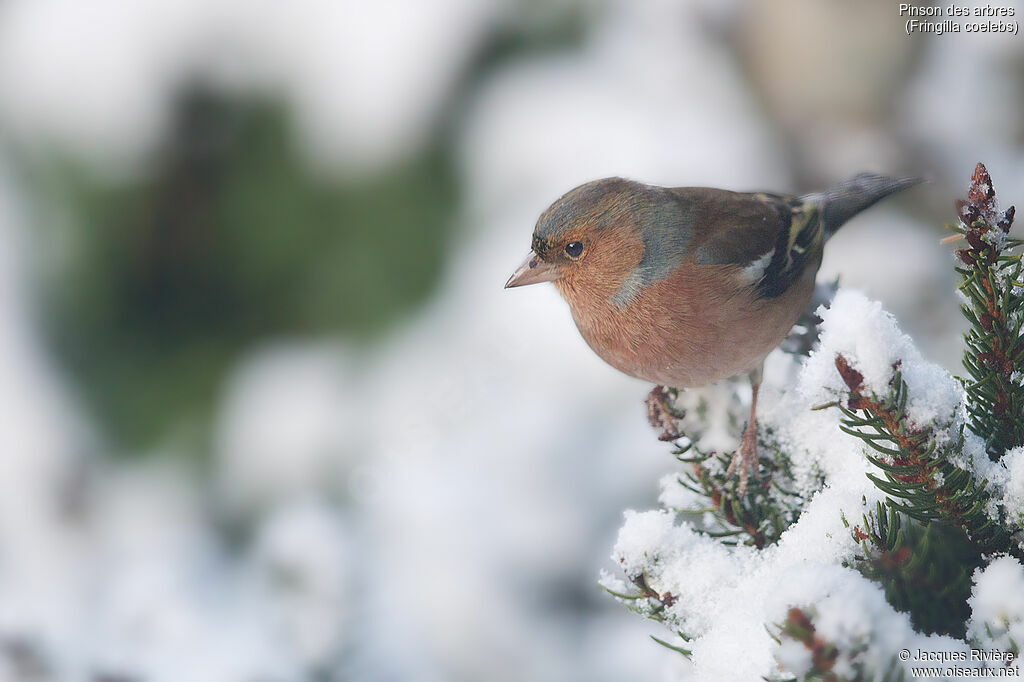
[{"left": 560, "top": 261, "right": 818, "bottom": 387}]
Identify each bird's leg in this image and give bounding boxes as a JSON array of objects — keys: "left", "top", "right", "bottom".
[
  {"left": 727, "top": 365, "right": 762, "bottom": 495},
  {"left": 646, "top": 385, "right": 683, "bottom": 441}
]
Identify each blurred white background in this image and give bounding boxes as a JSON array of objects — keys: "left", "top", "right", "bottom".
[{"left": 0, "top": 0, "right": 1020, "bottom": 679}]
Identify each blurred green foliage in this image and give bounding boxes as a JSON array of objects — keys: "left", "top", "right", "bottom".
[
  {"left": 38, "top": 87, "right": 458, "bottom": 452},
  {"left": 28, "top": 7, "right": 592, "bottom": 454}
]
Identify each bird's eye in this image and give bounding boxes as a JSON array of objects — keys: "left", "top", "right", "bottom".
[{"left": 564, "top": 241, "right": 584, "bottom": 259}]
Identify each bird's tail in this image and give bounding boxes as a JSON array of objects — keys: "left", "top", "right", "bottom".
[{"left": 814, "top": 174, "right": 922, "bottom": 239}]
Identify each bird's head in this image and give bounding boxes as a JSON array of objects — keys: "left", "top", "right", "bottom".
[{"left": 505, "top": 178, "right": 667, "bottom": 302}]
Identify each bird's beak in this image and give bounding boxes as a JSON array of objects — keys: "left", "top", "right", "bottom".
[{"left": 504, "top": 250, "right": 562, "bottom": 289}]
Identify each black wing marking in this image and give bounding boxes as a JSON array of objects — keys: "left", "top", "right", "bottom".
[{"left": 751, "top": 193, "right": 824, "bottom": 299}]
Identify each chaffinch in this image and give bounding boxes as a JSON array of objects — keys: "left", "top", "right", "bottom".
[{"left": 506, "top": 173, "right": 920, "bottom": 492}]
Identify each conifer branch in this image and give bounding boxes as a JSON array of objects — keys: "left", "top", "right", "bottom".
[
  {"left": 847, "top": 503, "right": 979, "bottom": 637},
  {"left": 673, "top": 437, "right": 812, "bottom": 549},
  {"left": 953, "top": 162, "right": 1024, "bottom": 460},
  {"left": 609, "top": 164, "right": 1024, "bottom": 670},
  {"left": 832, "top": 354, "right": 1012, "bottom": 555}
]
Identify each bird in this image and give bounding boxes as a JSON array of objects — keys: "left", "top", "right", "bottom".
[{"left": 505, "top": 173, "right": 920, "bottom": 493}]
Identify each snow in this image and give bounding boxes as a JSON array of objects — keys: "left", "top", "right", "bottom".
[
  {"left": 766, "top": 567, "right": 973, "bottom": 680},
  {"left": 968, "top": 556, "right": 1024, "bottom": 666},
  {"left": 799, "top": 290, "right": 962, "bottom": 431},
  {"left": 249, "top": 496, "right": 351, "bottom": 669},
  {"left": 658, "top": 473, "right": 703, "bottom": 512},
  {"left": 605, "top": 287, "right": 1022, "bottom": 680},
  {"left": 1000, "top": 447, "right": 1024, "bottom": 531},
  {"left": 214, "top": 345, "right": 361, "bottom": 516}
]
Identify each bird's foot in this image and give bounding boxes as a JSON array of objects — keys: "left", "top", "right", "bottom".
[
  {"left": 726, "top": 420, "right": 759, "bottom": 495},
  {"left": 646, "top": 386, "right": 684, "bottom": 441}
]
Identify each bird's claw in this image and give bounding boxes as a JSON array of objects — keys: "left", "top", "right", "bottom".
[
  {"left": 726, "top": 420, "right": 758, "bottom": 495},
  {"left": 646, "top": 386, "right": 683, "bottom": 441}
]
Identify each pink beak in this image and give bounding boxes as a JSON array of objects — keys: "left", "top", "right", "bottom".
[{"left": 504, "top": 250, "right": 563, "bottom": 288}]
